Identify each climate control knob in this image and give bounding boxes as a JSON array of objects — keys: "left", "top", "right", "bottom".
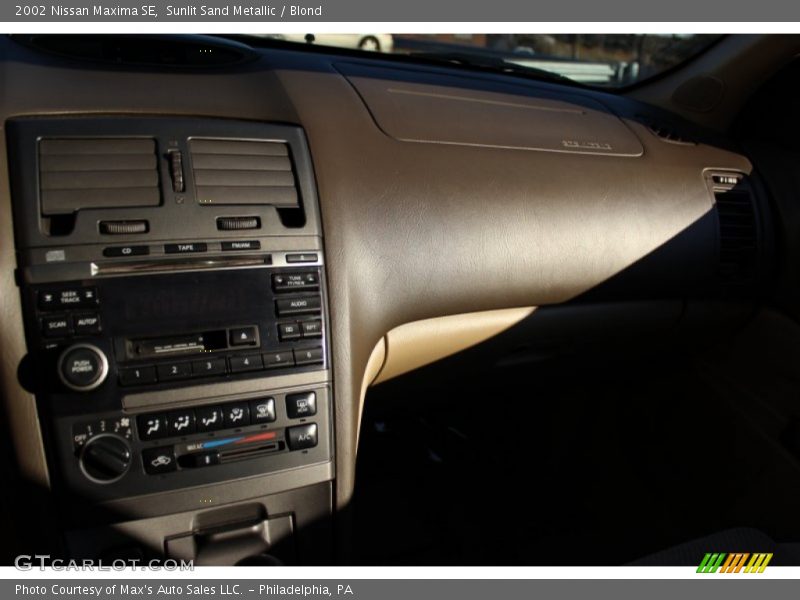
[
  {"left": 57, "top": 344, "right": 109, "bottom": 392},
  {"left": 79, "top": 434, "right": 131, "bottom": 483}
]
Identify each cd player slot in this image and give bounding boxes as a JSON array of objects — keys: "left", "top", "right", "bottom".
[{"left": 90, "top": 254, "right": 271, "bottom": 276}]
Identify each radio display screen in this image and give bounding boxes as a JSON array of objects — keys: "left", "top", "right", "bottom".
[{"left": 100, "top": 269, "right": 271, "bottom": 334}]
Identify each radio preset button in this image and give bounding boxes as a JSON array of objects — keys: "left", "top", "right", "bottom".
[
  {"left": 42, "top": 316, "right": 72, "bottom": 337},
  {"left": 222, "top": 403, "right": 251, "bottom": 428},
  {"left": 229, "top": 326, "right": 258, "bottom": 346},
  {"left": 103, "top": 245, "right": 149, "bottom": 258},
  {"left": 196, "top": 406, "right": 225, "bottom": 432},
  {"left": 275, "top": 296, "right": 321, "bottom": 316},
  {"left": 142, "top": 446, "right": 177, "bottom": 475},
  {"left": 157, "top": 362, "right": 192, "bottom": 381},
  {"left": 278, "top": 322, "right": 301, "bottom": 341},
  {"left": 294, "top": 347, "right": 324, "bottom": 366},
  {"left": 287, "top": 423, "right": 318, "bottom": 450},
  {"left": 263, "top": 351, "right": 295, "bottom": 369},
  {"left": 119, "top": 366, "right": 157, "bottom": 386},
  {"left": 250, "top": 398, "right": 277, "bottom": 423},
  {"left": 164, "top": 242, "right": 207, "bottom": 254},
  {"left": 191, "top": 357, "right": 227, "bottom": 376},
  {"left": 300, "top": 320, "right": 322, "bottom": 338},
  {"left": 286, "top": 392, "right": 317, "bottom": 419},
  {"left": 74, "top": 313, "right": 102, "bottom": 335},
  {"left": 229, "top": 354, "right": 263, "bottom": 373},
  {"left": 138, "top": 414, "right": 168, "bottom": 441},
  {"left": 167, "top": 409, "right": 196, "bottom": 436}
]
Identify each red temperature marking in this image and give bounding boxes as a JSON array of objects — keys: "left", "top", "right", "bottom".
[{"left": 235, "top": 431, "right": 277, "bottom": 445}]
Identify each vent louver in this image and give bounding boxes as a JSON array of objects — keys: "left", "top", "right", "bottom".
[
  {"left": 189, "top": 139, "right": 299, "bottom": 208},
  {"left": 712, "top": 174, "right": 759, "bottom": 286},
  {"left": 39, "top": 138, "right": 160, "bottom": 216}
]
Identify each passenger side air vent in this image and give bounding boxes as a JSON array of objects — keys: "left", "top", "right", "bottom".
[
  {"left": 710, "top": 173, "right": 759, "bottom": 287},
  {"left": 38, "top": 138, "right": 161, "bottom": 235},
  {"left": 189, "top": 139, "right": 300, "bottom": 209}
]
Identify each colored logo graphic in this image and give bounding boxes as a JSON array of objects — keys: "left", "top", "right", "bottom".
[{"left": 697, "top": 553, "right": 773, "bottom": 573}]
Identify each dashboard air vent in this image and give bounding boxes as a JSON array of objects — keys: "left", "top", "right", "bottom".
[
  {"left": 39, "top": 138, "right": 160, "bottom": 216},
  {"left": 189, "top": 139, "right": 299, "bottom": 208},
  {"left": 712, "top": 173, "right": 759, "bottom": 286}
]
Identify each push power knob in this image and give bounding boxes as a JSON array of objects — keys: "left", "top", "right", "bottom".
[
  {"left": 57, "top": 344, "right": 109, "bottom": 392},
  {"left": 80, "top": 434, "right": 131, "bottom": 483}
]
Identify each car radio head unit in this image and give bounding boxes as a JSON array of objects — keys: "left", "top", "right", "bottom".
[{"left": 31, "top": 266, "right": 328, "bottom": 400}]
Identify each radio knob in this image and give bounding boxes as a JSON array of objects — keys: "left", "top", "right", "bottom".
[
  {"left": 79, "top": 434, "right": 131, "bottom": 483},
  {"left": 57, "top": 344, "right": 109, "bottom": 392}
]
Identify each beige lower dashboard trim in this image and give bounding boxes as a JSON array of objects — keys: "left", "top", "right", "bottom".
[
  {"left": 375, "top": 306, "right": 537, "bottom": 384},
  {"left": 357, "top": 338, "right": 386, "bottom": 445},
  {"left": 357, "top": 307, "right": 536, "bottom": 441}
]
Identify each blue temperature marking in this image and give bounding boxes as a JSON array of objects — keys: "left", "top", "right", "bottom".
[{"left": 202, "top": 436, "right": 244, "bottom": 449}]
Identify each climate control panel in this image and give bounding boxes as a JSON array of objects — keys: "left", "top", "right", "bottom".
[
  {"left": 68, "top": 389, "right": 323, "bottom": 484},
  {"left": 55, "top": 382, "right": 332, "bottom": 500}
]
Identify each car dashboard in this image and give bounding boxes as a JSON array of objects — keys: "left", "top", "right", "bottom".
[{"left": 0, "top": 34, "right": 777, "bottom": 565}]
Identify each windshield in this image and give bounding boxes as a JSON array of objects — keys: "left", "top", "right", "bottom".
[{"left": 257, "top": 34, "right": 721, "bottom": 87}]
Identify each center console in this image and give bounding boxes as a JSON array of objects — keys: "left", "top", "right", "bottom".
[{"left": 8, "top": 116, "right": 334, "bottom": 564}]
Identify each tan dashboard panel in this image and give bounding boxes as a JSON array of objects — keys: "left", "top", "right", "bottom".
[
  {"left": 276, "top": 61, "right": 751, "bottom": 508},
  {"left": 373, "top": 307, "right": 536, "bottom": 384},
  {"left": 339, "top": 63, "right": 643, "bottom": 157}
]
